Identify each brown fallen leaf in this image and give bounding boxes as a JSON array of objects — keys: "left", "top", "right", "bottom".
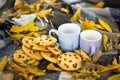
[
  {"left": 107, "top": 39, "right": 113, "bottom": 51},
  {"left": 92, "top": 50, "right": 103, "bottom": 63}
]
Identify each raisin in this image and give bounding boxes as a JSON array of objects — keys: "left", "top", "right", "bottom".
[
  {"left": 57, "top": 54, "right": 60, "bottom": 57},
  {"left": 25, "top": 40, "right": 29, "bottom": 44},
  {"left": 29, "top": 51, "right": 32, "bottom": 54},
  {"left": 29, "top": 38, "right": 34, "bottom": 41},
  {"left": 69, "top": 60, "right": 72, "bottom": 62},
  {"left": 40, "top": 39, "right": 42, "bottom": 41},
  {"left": 59, "top": 60, "right": 61, "bottom": 63},
  {"left": 24, "top": 60, "right": 29, "bottom": 63},
  {"left": 45, "top": 38, "right": 48, "bottom": 40},
  {"left": 49, "top": 39, "right": 52, "bottom": 41},
  {"left": 72, "top": 63, "right": 77, "bottom": 68},
  {"left": 64, "top": 63, "right": 69, "bottom": 68},
  {"left": 64, "top": 63, "right": 67, "bottom": 66},
  {"left": 30, "top": 45, "right": 33, "bottom": 49},
  {"left": 33, "top": 50, "right": 36, "bottom": 53},
  {"left": 18, "top": 55, "right": 22, "bottom": 58},
  {"left": 19, "top": 55, "right": 25, "bottom": 58},
  {"left": 64, "top": 58, "right": 67, "bottom": 61},
  {"left": 35, "top": 42, "right": 39, "bottom": 45},
  {"left": 59, "top": 56, "right": 62, "bottom": 58},
  {"left": 50, "top": 54, "right": 55, "bottom": 57},
  {"left": 75, "top": 57, "right": 78, "bottom": 59},
  {"left": 23, "top": 52, "right": 25, "bottom": 54},
  {"left": 74, "top": 54, "right": 77, "bottom": 57},
  {"left": 54, "top": 49, "right": 58, "bottom": 52}
]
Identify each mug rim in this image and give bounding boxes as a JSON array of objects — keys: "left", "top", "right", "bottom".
[
  {"left": 58, "top": 23, "right": 81, "bottom": 35},
  {"left": 80, "top": 30, "right": 102, "bottom": 42}
]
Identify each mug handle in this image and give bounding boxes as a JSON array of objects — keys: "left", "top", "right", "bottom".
[
  {"left": 49, "top": 29, "right": 59, "bottom": 46},
  {"left": 49, "top": 29, "right": 59, "bottom": 36},
  {"left": 90, "top": 44, "right": 96, "bottom": 56}
]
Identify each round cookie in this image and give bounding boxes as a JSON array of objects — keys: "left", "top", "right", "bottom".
[
  {"left": 22, "top": 45, "right": 43, "bottom": 60},
  {"left": 22, "top": 37, "right": 35, "bottom": 49},
  {"left": 13, "top": 49, "right": 39, "bottom": 66},
  {"left": 35, "top": 35, "right": 57, "bottom": 46},
  {"left": 22, "top": 37, "right": 47, "bottom": 51},
  {"left": 47, "top": 44, "right": 62, "bottom": 57},
  {"left": 41, "top": 51, "right": 57, "bottom": 63},
  {"left": 57, "top": 52, "right": 82, "bottom": 71},
  {"left": 32, "top": 44, "right": 48, "bottom": 51}
]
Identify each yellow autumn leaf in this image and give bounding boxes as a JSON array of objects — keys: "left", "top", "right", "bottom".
[
  {"left": 47, "top": 63, "right": 62, "bottom": 71},
  {"left": 6, "top": 30, "right": 25, "bottom": 40},
  {"left": 10, "top": 33, "right": 25, "bottom": 40},
  {"left": 92, "top": 71, "right": 100, "bottom": 78},
  {"left": 2, "top": 11, "right": 7, "bottom": 15},
  {"left": 60, "top": 7, "right": 70, "bottom": 14},
  {"left": 30, "top": 2, "right": 41, "bottom": 13},
  {"left": 37, "top": 8, "right": 52, "bottom": 17},
  {"left": 95, "top": 24, "right": 105, "bottom": 30},
  {"left": 70, "top": 8, "right": 81, "bottom": 22},
  {"left": 107, "top": 74, "right": 120, "bottom": 80},
  {"left": 98, "top": 18, "right": 112, "bottom": 32},
  {"left": 112, "top": 57, "right": 120, "bottom": 72},
  {"left": 79, "top": 49, "right": 91, "bottom": 61},
  {"left": 14, "top": 0, "right": 23, "bottom": 10},
  {"left": 82, "top": 19, "right": 96, "bottom": 30},
  {"left": 112, "top": 57, "right": 118, "bottom": 65},
  {"left": 0, "top": 56, "right": 9, "bottom": 71},
  {"left": 10, "top": 20, "right": 39, "bottom": 33},
  {"left": 27, "top": 32, "right": 40, "bottom": 37},
  {"left": 26, "top": 68, "right": 45, "bottom": 76},
  {"left": 21, "top": 11, "right": 32, "bottom": 15},
  {"left": 44, "top": 0, "right": 56, "bottom": 3},
  {"left": 97, "top": 64, "right": 120, "bottom": 73},
  {"left": 35, "top": 3, "right": 41, "bottom": 12},
  {"left": 93, "top": 1, "right": 105, "bottom": 8},
  {"left": 103, "top": 35, "right": 109, "bottom": 51},
  {"left": 44, "top": 0, "right": 60, "bottom": 6}
]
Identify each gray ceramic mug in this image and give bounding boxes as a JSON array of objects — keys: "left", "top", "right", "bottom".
[
  {"left": 80, "top": 30, "right": 102, "bottom": 56},
  {"left": 49, "top": 23, "right": 81, "bottom": 51}
]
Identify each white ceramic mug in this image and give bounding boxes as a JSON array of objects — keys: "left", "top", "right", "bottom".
[
  {"left": 80, "top": 30, "right": 102, "bottom": 56},
  {"left": 49, "top": 23, "right": 81, "bottom": 51}
]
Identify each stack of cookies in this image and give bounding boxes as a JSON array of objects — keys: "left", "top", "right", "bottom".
[
  {"left": 13, "top": 35, "right": 82, "bottom": 71},
  {"left": 13, "top": 35, "right": 63, "bottom": 66}
]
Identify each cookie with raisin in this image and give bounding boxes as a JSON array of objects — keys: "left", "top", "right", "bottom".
[
  {"left": 35, "top": 35, "right": 57, "bottom": 46},
  {"left": 22, "top": 45, "right": 43, "bottom": 60},
  {"left": 13, "top": 49, "right": 39, "bottom": 66},
  {"left": 22, "top": 37, "right": 35, "bottom": 49},
  {"left": 47, "top": 44, "right": 62, "bottom": 57},
  {"left": 22, "top": 37, "right": 47, "bottom": 51},
  {"left": 41, "top": 51, "right": 57, "bottom": 63},
  {"left": 57, "top": 52, "right": 82, "bottom": 71}
]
